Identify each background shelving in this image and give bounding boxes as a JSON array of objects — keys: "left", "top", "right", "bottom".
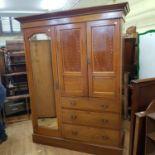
[{"left": 0, "top": 40, "right": 30, "bottom": 123}]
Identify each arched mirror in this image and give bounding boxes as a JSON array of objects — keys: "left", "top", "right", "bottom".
[{"left": 29, "top": 33, "right": 58, "bottom": 130}]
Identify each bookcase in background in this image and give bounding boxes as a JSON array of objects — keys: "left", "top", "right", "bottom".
[{"left": 0, "top": 40, "right": 30, "bottom": 123}]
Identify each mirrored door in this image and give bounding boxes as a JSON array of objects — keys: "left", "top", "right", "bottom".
[
  {"left": 29, "top": 33, "right": 58, "bottom": 130},
  {"left": 24, "top": 27, "right": 60, "bottom": 135}
]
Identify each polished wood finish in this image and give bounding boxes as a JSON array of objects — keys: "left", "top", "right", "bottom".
[
  {"left": 62, "top": 124, "right": 120, "bottom": 146},
  {"left": 17, "top": 2, "right": 129, "bottom": 154},
  {"left": 56, "top": 23, "right": 88, "bottom": 96},
  {"left": 16, "top": 3, "right": 129, "bottom": 23},
  {"left": 87, "top": 19, "right": 120, "bottom": 98},
  {"left": 61, "top": 97, "right": 120, "bottom": 113},
  {"left": 130, "top": 78, "right": 155, "bottom": 155},
  {"left": 62, "top": 109, "right": 120, "bottom": 129},
  {"left": 19, "top": 12, "right": 125, "bottom": 30},
  {"left": 33, "top": 133, "right": 123, "bottom": 155}
]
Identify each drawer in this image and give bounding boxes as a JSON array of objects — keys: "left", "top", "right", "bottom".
[
  {"left": 62, "top": 124, "right": 120, "bottom": 146},
  {"left": 5, "top": 102, "right": 26, "bottom": 116},
  {"left": 62, "top": 97, "right": 119, "bottom": 113},
  {"left": 62, "top": 109, "right": 120, "bottom": 129}
]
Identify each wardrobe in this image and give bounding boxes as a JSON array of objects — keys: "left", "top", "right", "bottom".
[{"left": 16, "top": 2, "right": 129, "bottom": 155}]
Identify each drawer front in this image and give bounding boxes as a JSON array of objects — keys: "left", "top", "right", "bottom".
[
  {"left": 62, "top": 109, "right": 120, "bottom": 129},
  {"left": 62, "top": 124, "right": 120, "bottom": 146},
  {"left": 5, "top": 102, "right": 26, "bottom": 115},
  {"left": 62, "top": 97, "right": 119, "bottom": 113}
]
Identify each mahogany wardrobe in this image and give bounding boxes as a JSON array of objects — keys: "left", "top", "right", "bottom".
[{"left": 16, "top": 2, "right": 129, "bottom": 155}]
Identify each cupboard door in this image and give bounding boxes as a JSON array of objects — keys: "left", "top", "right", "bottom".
[
  {"left": 56, "top": 23, "right": 88, "bottom": 96},
  {"left": 24, "top": 27, "right": 61, "bottom": 136},
  {"left": 87, "top": 20, "right": 121, "bottom": 98}
]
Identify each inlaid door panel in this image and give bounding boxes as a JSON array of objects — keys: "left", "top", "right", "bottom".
[
  {"left": 56, "top": 23, "right": 88, "bottom": 96},
  {"left": 87, "top": 20, "right": 121, "bottom": 98}
]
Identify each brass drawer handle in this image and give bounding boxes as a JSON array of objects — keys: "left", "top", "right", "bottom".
[
  {"left": 101, "top": 119, "right": 109, "bottom": 123},
  {"left": 70, "top": 115, "right": 77, "bottom": 120},
  {"left": 102, "top": 136, "right": 109, "bottom": 140},
  {"left": 71, "top": 131, "right": 78, "bottom": 136},
  {"left": 70, "top": 101, "right": 76, "bottom": 106},
  {"left": 101, "top": 104, "right": 109, "bottom": 109}
]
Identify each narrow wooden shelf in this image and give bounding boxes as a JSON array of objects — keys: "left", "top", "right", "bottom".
[
  {"left": 6, "top": 94, "right": 29, "bottom": 100},
  {"left": 6, "top": 82, "right": 28, "bottom": 88},
  {"left": 10, "top": 62, "right": 26, "bottom": 66},
  {"left": 148, "top": 113, "right": 155, "bottom": 120},
  {"left": 6, "top": 86, "right": 28, "bottom": 89},
  {"left": 8, "top": 51, "right": 25, "bottom": 56},
  {"left": 6, "top": 114, "right": 30, "bottom": 124},
  {"left": 12, "top": 82, "right": 28, "bottom": 85},
  {"left": 147, "top": 132, "right": 155, "bottom": 141},
  {"left": 2, "top": 72, "right": 27, "bottom": 76}
]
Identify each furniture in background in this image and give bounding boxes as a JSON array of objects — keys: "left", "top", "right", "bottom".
[
  {"left": 123, "top": 37, "right": 138, "bottom": 119},
  {"left": 129, "top": 78, "right": 155, "bottom": 155},
  {"left": 132, "top": 100, "right": 155, "bottom": 155},
  {"left": 123, "top": 37, "right": 138, "bottom": 79},
  {"left": 0, "top": 40, "right": 30, "bottom": 123},
  {"left": 133, "top": 111, "right": 146, "bottom": 155},
  {"left": 145, "top": 100, "right": 155, "bottom": 155},
  {"left": 0, "top": 48, "right": 6, "bottom": 75},
  {"left": 16, "top": 2, "right": 129, "bottom": 155}
]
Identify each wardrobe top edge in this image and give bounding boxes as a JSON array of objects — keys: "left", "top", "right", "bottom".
[{"left": 16, "top": 2, "right": 129, "bottom": 23}]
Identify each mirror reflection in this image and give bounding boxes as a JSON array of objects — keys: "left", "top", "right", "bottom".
[{"left": 29, "top": 33, "right": 58, "bottom": 130}]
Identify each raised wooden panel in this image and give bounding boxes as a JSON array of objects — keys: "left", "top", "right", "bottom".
[
  {"left": 87, "top": 19, "right": 120, "bottom": 98},
  {"left": 92, "top": 26, "right": 114, "bottom": 72},
  {"left": 62, "top": 124, "right": 120, "bottom": 146},
  {"left": 63, "top": 76, "right": 84, "bottom": 95},
  {"left": 62, "top": 109, "right": 120, "bottom": 129},
  {"left": 56, "top": 23, "right": 88, "bottom": 96},
  {"left": 93, "top": 77, "right": 115, "bottom": 97},
  {"left": 61, "top": 97, "right": 120, "bottom": 113},
  {"left": 61, "top": 29, "right": 81, "bottom": 72}
]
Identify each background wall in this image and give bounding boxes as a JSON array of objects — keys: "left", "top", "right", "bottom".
[{"left": 63, "top": 0, "right": 155, "bottom": 33}]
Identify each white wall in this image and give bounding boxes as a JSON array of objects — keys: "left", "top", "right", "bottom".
[
  {"left": 63, "top": 0, "right": 155, "bottom": 33},
  {"left": 125, "top": 0, "right": 155, "bottom": 33}
]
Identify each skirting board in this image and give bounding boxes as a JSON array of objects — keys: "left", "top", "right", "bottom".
[{"left": 33, "top": 133, "right": 123, "bottom": 155}]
